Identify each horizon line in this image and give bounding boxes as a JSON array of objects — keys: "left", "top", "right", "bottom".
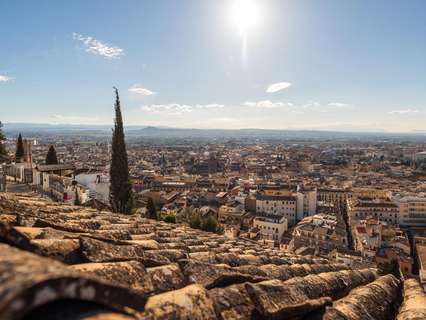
[{"left": 3, "top": 121, "right": 426, "bottom": 135}]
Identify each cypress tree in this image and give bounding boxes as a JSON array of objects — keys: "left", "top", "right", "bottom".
[
  {"left": 109, "top": 87, "right": 133, "bottom": 214},
  {"left": 146, "top": 197, "right": 157, "bottom": 219},
  {"left": 74, "top": 189, "right": 81, "bottom": 206},
  {"left": 45, "top": 145, "right": 58, "bottom": 165},
  {"left": 15, "top": 133, "right": 24, "bottom": 162}
]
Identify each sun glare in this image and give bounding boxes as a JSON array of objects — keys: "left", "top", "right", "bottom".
[{"left": 231, "top": 0, "right": 260, "bottom": 36}]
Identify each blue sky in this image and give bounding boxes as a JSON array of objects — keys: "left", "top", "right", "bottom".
[{"left": 0, "top": 0, "right": 425, "bottom": 131}]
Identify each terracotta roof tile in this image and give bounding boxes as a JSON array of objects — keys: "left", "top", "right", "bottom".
[{"left": 0, "top": 192, "right": 422, "bottom": 319}]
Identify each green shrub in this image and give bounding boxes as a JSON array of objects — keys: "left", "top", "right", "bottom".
[{"left": 164, "top": 215, "right": 176, "bottom": 224}]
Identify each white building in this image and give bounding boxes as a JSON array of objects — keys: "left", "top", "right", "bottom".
[
  {"left": 256, "top": 194, "right": 297, "bottom": 226},
  {"left": 75, "top": 173, "right": 110, "bottom": 205},
  {"left": 397, "top": 196, "right": 426, "bottom": 227},
  {"left": 252, "top": 214, "right": 288, "bottom": 242},
  {"left": 296, "top": 187, "right": 317, "bottom": 221}
]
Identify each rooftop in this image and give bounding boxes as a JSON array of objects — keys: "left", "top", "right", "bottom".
[{"left": 0, "top": 192, "right": 425, "bottom": 319}]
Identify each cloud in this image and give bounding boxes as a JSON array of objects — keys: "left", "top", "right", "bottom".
[
  {"left": 141, "top": 103, "right": 225, "bottom": 115},
  {"left": 243, "top": 100, "right": 352, "bottom": 114},
  {"left": 72, "top": 33, "right": 124, "bottom": 59},
  {"left": 140, "top": 99, "right": 353, "bottom": 120},
  {"left": 0, "top": 75, "right": 13, "bottom": 82},
  {"left": 194, "top": 104, "right": 225, "bottom": 109},
  {"left": 302, "top": 101, "right": 321, "bottom": 109},
  {"left": 388, "top": 109, "right": 419, "bottom": 114},
  {"left": 47, "top": 115, "right": 103, "bottom": 124},
  {"left": 244, "top": 100, "right": 293, "bottom": 109},
  {"left": 303, "top": 101, "right": 353, "bottom": 111},
  {"left": 328, "top": 102, "right": 348, "bottom": 108},
  {"left": 141, "top": 104, "right": 193, "bottom": 115},
  {"left": 129, "top": 84, "right": 157, "bottom": 96},
  {"left": 266, "top": 82, "right": 292, "bottom": 93}
]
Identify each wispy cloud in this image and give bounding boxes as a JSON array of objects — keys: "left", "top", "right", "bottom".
[
  {"left": 72, "top": 33, "right": 124, "bottom": 59},
  {"left": 244, "top": 100, "right": 293, "bottom": 109},
  {"left": 194, "top": 104, "right": 225, "bottom": 109},
  {"left": 302, "top": 101, "right": 321, "bottom": 109},
  {"left": 328, "top": 102, "right": 349, "bottom": 108},
  {"left": 128, "top": 84, "right": 157, "bottom": 96},
  {"left": 0, "top": 75, "right": 13, "bottom": 82},
  {"left": 141, "top": 104, "right": 192, "bottom": 115},
  {"left": 140, "top": 99, "right": 353, "bottom": 120},
  {"left": 141, "top": 103, "right": 224, "bottom": 115},
  {"left": 303, "top": 101, "right": 352, "bottom": 111},
  {"left": 243, "top": 100, "right": 352, "bottom": 113},
  {"left": 388, "top": 109, "right": 419, "bottom": 114},
  {"left": 266, "top": 82, "right": 292, "bottom": 93}
]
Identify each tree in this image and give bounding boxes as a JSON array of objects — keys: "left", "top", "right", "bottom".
[
  {"left": 74, "top": 189, "right": 81, "bottom": 206},
  {"left": 201, "top": 215, "right": 218, "bottom": 232},
  {"left": 189, "top": 212, "right": 201, "bottom": 229},
  {"left": 201, "top": 215, "right": 222, "bottom": 233},
  {"left": 164, "top": 215, "right": 176, "bottom": 224},
  {"left": 188, "top": 212, "right": 223, "bottom": 234},
  {"left": 15, "top": 133, "right": 24, "bottom": 163},
  {"left": 146, "top": 197, "right": 157, "bottom": 219},
  {"left": 109, "top": 87, "right": 133, "bottom": 214},
  {"left": 0, "top": 122, "right": 7, "bottom": 159},
  {"left": 45, "top": 145, "right": 58, "bottom": 165}
]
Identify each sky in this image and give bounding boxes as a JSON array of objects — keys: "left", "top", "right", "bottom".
[{"left": 0, "top": 0, "right": 425, "bottom": 132}]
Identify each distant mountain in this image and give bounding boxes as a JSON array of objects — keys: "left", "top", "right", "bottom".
[
  {"left": 3, "top": 123, "right": 171, "bottom": 132},
  {"left": 3, "top": 122, "right": 426, "bottom": 142}
]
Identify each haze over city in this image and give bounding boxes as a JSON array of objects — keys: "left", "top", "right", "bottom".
[{"left": 1, "top": 0, "right": 426, "bottom": 132}]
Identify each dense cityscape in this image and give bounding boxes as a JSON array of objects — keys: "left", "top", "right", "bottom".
[
  {"left": 2, "top": 0, "right": 426, "bottom": 319},
  {"left": 2, "top": 108, "right": 426, "bottom": 318},
  {"left": 3, "top": 119, "right": 426, "bottom": 275}
]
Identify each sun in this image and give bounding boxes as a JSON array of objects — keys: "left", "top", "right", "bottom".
[{"left": 231, "top": 0, "right": 260, "bottom": 36}]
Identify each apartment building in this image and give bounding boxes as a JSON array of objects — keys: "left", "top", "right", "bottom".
[
  {"left": 255, "top": 193, "right": 297, "bottom": 226},
  {"left": 218, "top": 202, "right": 245, "bottom": 223},
  {"left": 317, "top": 188, "right": 352, "bottom": 205},
  {"left": 292, "top": 214, "right": 348, "bottom": 253},
  {"left": 347, "top": 197, "right": 399, "bottom": 225},
  {"left": 296, "top": 187, "right": 317, "bottom": 220},
  {"left": 397, "top": 196, "right": 426, "bottom": 227},
  {"left": 352, "top": 187, "right": 391, "bottom": 200}
]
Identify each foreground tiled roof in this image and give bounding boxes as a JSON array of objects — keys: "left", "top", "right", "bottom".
[{"left": 0, "top": 192, "right": 425, "bottom": 320}]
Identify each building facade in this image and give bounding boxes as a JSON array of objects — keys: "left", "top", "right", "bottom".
[
  {"left": 296, "top": 187, "right": 317, "bottom": 221},
  {"left": 397, "top": 196, "right": 426, "bottom": 227},
  {"left": 252, "top": 214, "right": 288, "bottom": 242},
  {"left": 255, "top": 193, "right": 297, "bottom": 226},
  {"left": 348, "top": 198, "right": 399, "bottom": 225}
]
